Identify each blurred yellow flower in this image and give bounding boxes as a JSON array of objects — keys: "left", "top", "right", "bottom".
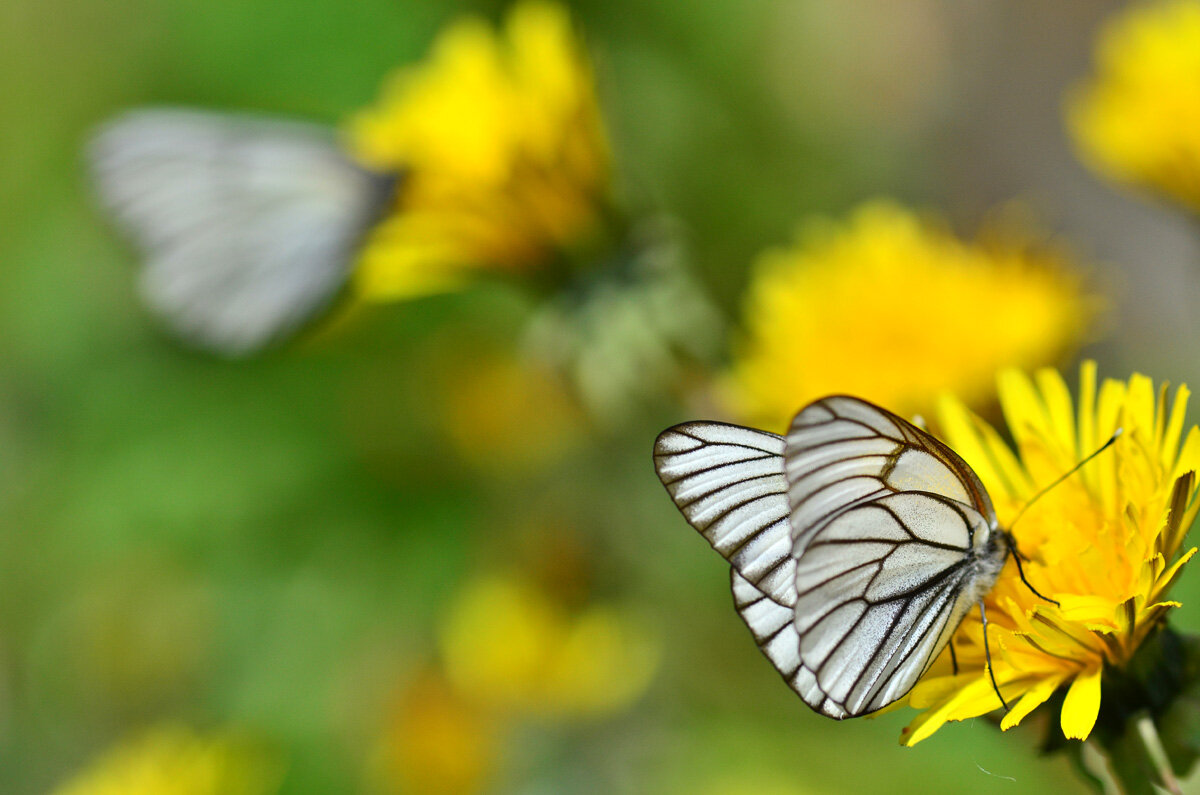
[
  {"left": 433, "top": 342, "right": 585, "bottom": 475},
  {"left": 1067, "top": 0, "right": 1200, "bottom": 214},
  {"left": 439, "top": 574, "right": 660, "bottom": 718},
  {"left": 901, "top": 362, "right": 1200, "bottom": 745},
  {"left": 722, "top": 201, "right": 1097, "bottom": 432},
  {"left": 348, "top": 0, "right": 613, "bottom": 301},
  {"left": 375, "top": 668, "right": 499, "bottom": 795},
  {"left": 52, "top": 724, "right": 281, "bottom": 795}
]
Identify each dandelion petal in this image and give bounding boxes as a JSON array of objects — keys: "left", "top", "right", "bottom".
[
  {"left": 1061, "top": 665, "right": 1102, "bottom": 739},
  {"left": 1001, "top": 675, "right": 1065, "bottom": 731}
]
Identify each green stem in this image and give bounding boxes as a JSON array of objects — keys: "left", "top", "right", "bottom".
[
  {"left": 1079, "top": 740, "right": 1121, "bottom": 795},
  {"left": 1133, "top": 712, "right": 1183, "bottom": 795}
]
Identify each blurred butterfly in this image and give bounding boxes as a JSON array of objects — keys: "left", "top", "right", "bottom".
[
  {"left": 654, "top": 395, "right": 1043, "bottom": 719},
  {"left": 88, "top": 109, "right": 397, "bottom": 356}
]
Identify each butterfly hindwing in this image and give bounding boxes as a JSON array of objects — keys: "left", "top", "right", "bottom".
[
  {"left": 791, "top": 491, "right": 989, "bottom": 716},
  {"left": 89, "top": 108, "right": 396, "bottom": 356},
  {"left": 654, "top": 422, "right": 795, "bottom": 604}
]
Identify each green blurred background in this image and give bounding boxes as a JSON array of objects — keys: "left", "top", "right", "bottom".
[{"left": 4, "top": 0, "right": 1200, "bottom": 792}]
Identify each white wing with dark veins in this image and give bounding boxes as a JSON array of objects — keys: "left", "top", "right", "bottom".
[
  {"left": 654, "top": 397, "right": 1007, "bottom": 719},
  {"left": 89, "top": 108, "right": 395, "bottom": 356},
  {"left": 654, "top": 422, "right": 795, "bottom": 604}
]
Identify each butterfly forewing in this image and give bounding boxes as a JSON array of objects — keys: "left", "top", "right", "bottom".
[
  {"left": 654, "top": 396, "right": 1008, "bottom": 720},
  {"left": 90, "top": 109, "right": 396, "bottom": 356},
  {"left": 785, "top": 396, "right": 996, "bottom": 553}
]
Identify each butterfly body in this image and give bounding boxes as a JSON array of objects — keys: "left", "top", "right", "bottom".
[{"left": 654, "top": 395, "right": 1012, "bottom": 718}]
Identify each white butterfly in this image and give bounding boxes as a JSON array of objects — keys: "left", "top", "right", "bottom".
[
  {"left": 88, "top": 109, "right": 396, "bottom": 356},
  {"left": 653, "top": 395, "right": 1016, "bottom": 719}
]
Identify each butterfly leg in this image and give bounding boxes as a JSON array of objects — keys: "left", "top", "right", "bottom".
[
  {"left": 949, "top": 640, "right": 959, "bottom": 676},
  {"left": 1006, "top": 534, "right": 1061, "bottom": 606},
  {"left": 979, "top": 600, "right": 1010, "bottom": 712}
]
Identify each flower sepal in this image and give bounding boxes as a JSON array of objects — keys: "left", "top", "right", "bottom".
[{"left": 521, "top": 219, "right": 724, "bottom": 424}]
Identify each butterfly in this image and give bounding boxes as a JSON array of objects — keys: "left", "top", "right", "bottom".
[
  {"left": 88, "top": 109, "right": 397, "bottom": 356},
  {"left": 653, "top": 395, "right": 1029, "bottom": 719}
]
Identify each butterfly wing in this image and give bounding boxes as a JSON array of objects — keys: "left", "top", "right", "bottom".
[
  {"left": 783, "top": 396, "right": 1003, "bottom": 717},
  {"left": 653, "top": 422, "right": 795, "bottom": 604},
  {"left": 89, "top": 108, "right": 396, "bottom": 356},
  {"left": 730, "top": 495, "right": 988, "bottom": 719},
  {"left": 654, "top": 397, "right": 1005, "bottom": 719},
  {"left": 653, "top": 422, "right": 816, "bottom": 705},
  {"left": 790, "top": 491, "right": 995, "bottom": 717},
  {"left": 785, "top": 395, "right": 997, "bottom": 553}
]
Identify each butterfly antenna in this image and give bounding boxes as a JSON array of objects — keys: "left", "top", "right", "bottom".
[
  {"left": 1004, "top": 428, "right": 1121, "bottom": 608},
  {"left": 1008, "top": 428, "right": 1123, "bottom": 531},
  {"left": 979, "top": 600, "right": 1009, "bottom": 713}
]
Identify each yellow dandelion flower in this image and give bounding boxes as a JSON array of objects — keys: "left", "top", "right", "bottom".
[
  {"left": 722, "top": 201, "right": 1098, "bottom": 433},
  {"left": 1067, "top": 0, "right": 1200, "bottom": 214},
  {"left": 439, "top": 573, "right": 660, "bottom": 718},
  {"left": 901, "top": 361, "right": 1200, "bottom": 745},
  {"left": 348, "top": 0, "right": 613, "bottom": 301},
  {"left": 51, "top": 724, "right": 281, "bottom": 795}
]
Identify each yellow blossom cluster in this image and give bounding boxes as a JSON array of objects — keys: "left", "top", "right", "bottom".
[
  {"left": 1068, "top": 0, "right": 1200, "bottom": 214},
  {"left": 51, "top": 725, "right": 281, "bottom": 795},
  {"left": 723, "top": 201, "right": 1097, "bottom": 432},
  {"left": 348, "top": 0, "right": 613, "bottom": 301},
  {"left": 439, "top": 573, "right": 660, "bottom": 718}
]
